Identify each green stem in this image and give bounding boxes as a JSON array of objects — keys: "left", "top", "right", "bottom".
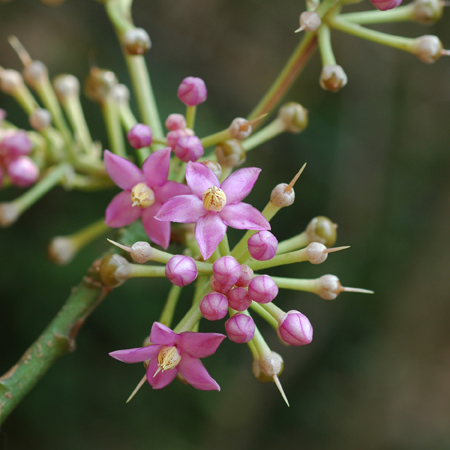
[
  {"left": 0, "top": 262, "right": 111, "bottom": 424},
  {"left": 185, "top": 105, "right": 196, "bottom": 130},
  {"left": 270, "top": 276, "right": 317, "bottom": 293},
  {"left": 102, "top": 97, "right": 127, "bottom": 157},
  {"left": 249, "top": 302, "right": 278, "bottom": 330},
  {"left": 327, "top": 16, "right": 415, "bottom": 52},
  {"left": 248, "top": 248, "right": 308, "bottom": 271},
  {"left": 200, "top": 129, "right": 231, "bottom": 149},
  {"left": 276, "top": 232, "right": 309, "bottom": 254},
  {"left": 241, "top": 119, "right": 285, "bottom": 152},
  {"left": 159, "top": 285, "right": 182, "bottom": 327},
  {"left": 62, "top": 96, "right": 94, "bottom": 154},
  {"left": 318, "top": 23, "right": 336, "bottom": 66},
  {"left": 67, "top": 219, "right": 110, "bottom": 252},
  {"left": 338, "top": 4, "right": 415, "bottom": 24},
  {"left": 218, "top": 233, "right": 230, "bottom": 256},
  {"left": 259, "top": 301, "right": 284, "bottom": 320}
]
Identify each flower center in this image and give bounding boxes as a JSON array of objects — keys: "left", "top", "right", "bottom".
[
  {"left": 131, "top": 182, "right": 155, "bottom": 208},
  {"left": 202, "top": 186, "right": 226, "bottom": 212},
  {"left": 153, "top": 345, "right": 181, "bottom": 378}
]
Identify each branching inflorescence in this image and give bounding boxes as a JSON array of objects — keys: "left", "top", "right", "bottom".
[{"left": 0, "top": 0, "right": 447, "bottom": 420}]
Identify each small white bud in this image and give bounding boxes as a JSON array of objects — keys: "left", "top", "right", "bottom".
[
  {"left": 23, "top": 61, "right": 48, "bottom": 88},
  {"left": 413, "top": 35, "right": 444, "bottom": 64},
  {"left": 47, "top": 237, "right": 76, "bottom": 265},
  {"left": 0, "top": 203, "right": 19, "bottom": 227},
  {"left": 228, "top": 118, "right": 252, "bottom": 140},
  {"left": 306, "top": 242, "right": 328, "bottom": 264},
  {"left": 270, "top": 183, "right": 295, "bottom": 207},
  {"left": 29, "top": 108, "right": 52, "bottom": 131},
  {"left": 202, "top": 160, "right": 222, "bottom": 179},
  {"left": 130, "top": 241, "right": 153, "bottom": 263},
  {"left": 53, "top": 74, "right": 80, "bottom": 101},
  {"left": 123, "top": 28, "right": 152, "bottom": 55},
  {"left": 296, "top": 11, "right": 321, "bottom": 33},
  {"left": 112, "top": 84, "right": 130, "bottom": 104},
  {"left": 412, "top": 0, "right": 443, "bottom": 24},
  {"left": 320, "top": 65, "right": 348, "bottom": 92},
  {"left": 0, "top": 69, "right": 23, "bottom": 95}
]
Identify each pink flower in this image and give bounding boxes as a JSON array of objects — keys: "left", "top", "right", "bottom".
[
  {"left": 155, "top": 162, "right": 270, "bottom": 260},
  {"left": 104, "top": 148, "right": 190, "bottom": 249},
  {"left": 109, "top": 322, "right": 226, "bottom": 391},
  {"left": 370, "top": 0, "right": 401, "bottom": 10}
]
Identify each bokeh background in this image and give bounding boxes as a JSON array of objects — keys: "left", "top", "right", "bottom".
[{"left": 1, "top": 0, "right": 450, "bottom": 449}]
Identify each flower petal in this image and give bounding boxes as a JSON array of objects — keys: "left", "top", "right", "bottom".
[
  {"left": 146, "top": 358, "right": 178, "bottom": 389},
  {"left": 155, "top": 195, "right": 205, "bottom": 223},
  {"left": 142, "top": 203, "right": 171, "bottom": 249},
  {"left": 178, "top": 354, "right": 220, "bottom": 391},
  {"left": 155, "top": 180, "right": 191, "bottom": 204},
  {"left": 150, "top": 322, "right": 179, "bottom": 346},
  {"left": 142, "top": 147, "right": 171, "bottom": 187},
  {"left": 220, "top": 203, "right": 270, "bottom": 230},
  {"left": 104, "top": 150, "right": 143, "bottom": 190},
  {"left": 220, "top": 167, "right": 261, "bottom": 204},
  {"left": 109, "top": 345, "right": 160, "bottom": 363},
  {"left": 179, "top": 332, "right": 226, "bottom": 358},
  {"left": 185, "top": 162, "right": 220, "bottom": 198},
  {"left": 195, "top": 213, "right": 227, "bottom": 260},
  {"left": 105, "top": 190, "right": 142, "bottom": 227}
]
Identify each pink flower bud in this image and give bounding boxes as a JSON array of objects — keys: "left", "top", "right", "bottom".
[
  {"left": 0, "top": 109, "right": 6, "bottom": 123},
  {"left": 165, "top": 255, "right": 198, "bottom": 286},
  {"left": 225, "top": 314, "right": 255, "bottom": 343},
  {"left": 127, "top": 124, "right": 152, "bottom": 149},
  {"left": 173, "top": 135, "right": 204, "bottom": 162},
  {"left": 235, "top": 264, "right": 253, "bottom": 287},
  {"left": 210, "top": 276, "right": 233, "bottom": 294},
  {"left": 227, "top": 287, "right": 252, "bottom": 311},
  {"left": 0, "top": 166, "right": 4, "bottom": 188},
  {"left": 165, "top": 113, "right": 187, "bottom": 131},
  {"left": 7, "top": 156, "right": 39, "bottom": 187},
  {"left": 370, "top": 0, "right": 401, "bottom": 10},
  {"left": 213, "top": 256, "right": 242, "bottom": 286},
  {"left": 200, "top": 292, "right": 228, "bottom": 321},
  {"left": 248, "top": 230, "right": 278, "bottom": 261},
  {"left": 248, "top": 275, "right": 278, "bottom": 304},
  {"left": 166, "top": 128, "right": 194, "bottom": 149},
  {"left": 177, "top": 77, "right": 207, "bottom": 106},
  {"left": 277, "top": 310, "right": 313, "bottom": 346},
  {"left": 0, "top": 130, "right": 32, "bottom": 160}
]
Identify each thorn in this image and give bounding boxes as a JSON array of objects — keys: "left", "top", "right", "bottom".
[
  {"left": 126, "top": 374, "right": 147, "bottom": 403},
  {"left": 441, "top": 49, "right": 450, "bottom": 56},
  {"left": 341, "top": 287, "right": 374, "bottom": 295},
  {"left": 294, "top": 25, "right": 305, "bottom": 33},
  {"left": 107, "top": 238, "right": 132, "bottom": 253},
  {"left": 323, "top": 245, "right": 350, "bottom": 254},
  {"left": 285, "top": 163, "right": 307, "bottom": 192},
  {"left": 153, "top": 367, "right": 161, "bottom": 378},
  {"left": 273, "top": 375, "right": 290, "bottom": 407},
  {"left": 248, "top": 113, "right": 268, "bottom": 127},
  {"left": 8, "top": 36, "right": 32, "bottom": 66}
]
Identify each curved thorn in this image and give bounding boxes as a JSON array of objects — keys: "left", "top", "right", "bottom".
[
  {"left": 126, "top": 374, "right": 147, "bottom": 403},
  {"left": 107, "top": 238, "right": 132, "bottom": 252},
  {"left": 273, "top": 375, "right": 290, "bottom": 407},
  {"left": 285, "top": 163, "right": 307, "bottom": 192},
  {"left": 323, "top": 245, "right": 350, "bottom": 254}
]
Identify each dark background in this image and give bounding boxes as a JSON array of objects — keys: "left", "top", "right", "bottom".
[{"left": 1, "top": 1, "right": 450, "bottom": 449}]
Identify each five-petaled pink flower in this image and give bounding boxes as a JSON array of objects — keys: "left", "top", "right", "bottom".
[
  {"left": 104, "top": 148, "right": 190, "bottom": 249},
  {"left": 109, "top": 322, "right": 226, "bottom": 390},
  {"left": 155, "top": 162, "right": 270, "bottom": 260}
]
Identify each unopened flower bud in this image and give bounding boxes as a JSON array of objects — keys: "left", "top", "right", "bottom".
[
  {"left": 166, "top": 128, "right": 194, "bottom": 149},
  {"left": 99, "top": 254, "right": 131, "bottom": 287},
  {"left": 271, "top": 183, "right": 295, "bottom": 207},
  {"left": 177, "top": 77, "right": 207, "bottom": 106},
  {"left": 210, "top": 276, "right": 233, "bottom": 294},
  {"left": 213, "top": 256, "right": 242, "bottom": 286},
  {"left": 305, "top": 216, "right": 337, "bottom": 247},
  {"left": 29, "top": 108, "right": 52, "bottom": 131},
  {"left": 165, "top": 255, "right": 198, "bottom": 286},
  {"left": 0, "top": 202, "right": 20, "bottom": 227},
  {"left": 200, "top": 292, "right": 228, "bottom": 321},
  {"left": 112, "top": 84, "right": 130, "bottom": 104},
  {"left": 165, "top": 113, "right": 186, "bottom": 131},
  {"left": 413, "top": 35, "right": 443, "bottom": 63},
  {"left": 23, "top": 61, "right": 48, "bottom": 88},
  {"left": 227, "top": 287, "right": 252, "bottom": 311},
  {"left": 277, "top": 310, "right": 313, "bottom": 346},
  {"left": 369, "top": 0, "right": 402, "bottom": 10},
  {"left": 297, "top": 11, "right": 321, "bottom": 32},
  {"left": 127, "top": 123, "right": 152, "bottom": 149},
  {"left": 0, "top": 130, "right": 32, "bottom": 159},
  {"left": 228, "top": 118, "right": 252, "bottom": 140},
  {"left": 84, "top": 68, "right": 118, "bottom": 103},
  {"left": 235, "top": 264, "right": 253, "bottom": 287},
  {"left": 130, "top": 241, "right": 152, "bottom": 263},
  {"left": 413, "top": 0, "right": 443, "bottom": 24},
  {"left": 248, "top": 275, "right": 278, "bottom": 304},
  {"left": 278, "top": 102, "right": 309, "bottom": 133},
  {"left": 305, "top": 242, "right": 328, "bottom": 264},
  {"left": 320, "top": 65, "right": 348, "bottom": 92},
  {"left": 316, "top": 274, "right": 341, "bottom": 300},
  {"left": 248, "top": 230, "right": 278, "bottom": 261},
  {"left": 47, "top": 237, "right": 76, "bottom": 265},
  {"left": 174, "top": 135, "right": 204, "bottom": 162},
  {"left": 123, "top": 28, "right": 152, "bottom": 55},
  {"left": 202, "top": 160, "right": 222, "bottom": 179},
  {"left": 53, "top": 74, "right": 80, "bottom": 101},
  {"left": 0, "top": 69, "right": 23, "bottom": 95},
  {"left": 225, "top": 314, "right": 255, "bottom": 343},
  {"left": 7, "top": 156, "right": 39, "bottom": 187},
  {"left": 215, "top": 139, "right": 246, "bottom": 168}
]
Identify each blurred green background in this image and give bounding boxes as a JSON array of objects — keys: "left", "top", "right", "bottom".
[{"left": 1, "top": 0, "right": 450, "bottom": 449}]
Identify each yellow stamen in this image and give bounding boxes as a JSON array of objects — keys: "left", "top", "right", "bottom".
[
  {"left": 203, "top": 186, "right": 227, "bottom": 212},
  {"left": 130, "top": 183, "right": 155, "bottom": 208},
  {"left": 154, "top": 346, "right": 181, "bottom": 377}
]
